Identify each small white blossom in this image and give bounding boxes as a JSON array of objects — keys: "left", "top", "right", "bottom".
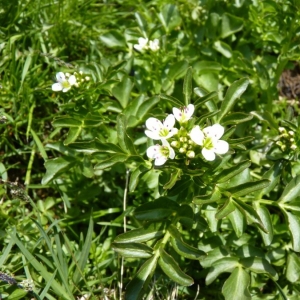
[
  {"left": 173, "top": 104, "right": 195, "bottom": 123},
  {"left": 190, "top": 124, "right": 229, "bottom": 161},
  {"left": 52, "top": 72, "right": 77, "bottom": 92},
  {"left": 145, "top": 115, "right": 178, "bottom": 140},
  {"left": 149, "top": 39, "right": 160, "bottom": 51},
  {"left": 147, "top": 140, "right": 175, "bottom": 166},
  {"left": 134, "top": 37, "right": 149, "bottom": 52}
]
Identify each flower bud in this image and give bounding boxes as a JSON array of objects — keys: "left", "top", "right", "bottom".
[
  {"left": 291, "top": 144, "right": 297, "bottom": 150},
  {"left": 171, "top": 141, "right": 180, "bottom": 148},
  {"left": 186, "top": 150, "right": 195, "bottom": 158},
  {"left": 289, "top": 131, "right": 295, "bottom": 136},
  {"left": 179, "top": 147, "right": 186, "bottom": 153},
  {"left": 180, "top": 137, "right": 188, "bottom": 142}
]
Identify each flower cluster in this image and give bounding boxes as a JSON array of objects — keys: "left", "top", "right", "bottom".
[
  {"left": 52, "top": 71, "right": 90, "bottom": 93},
  {"left": 145, "top": 104, "right": 229, "bottom": 165},
  {"left": 276, "top": 127, "right": 297, "bottom": 152},
  {"left": 134, "top": 37, "right": 160, "bottom": 52}
]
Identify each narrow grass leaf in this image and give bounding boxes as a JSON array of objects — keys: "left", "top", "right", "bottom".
[{"left": 31, "top": 129, "right": 48, "bottom": 160}]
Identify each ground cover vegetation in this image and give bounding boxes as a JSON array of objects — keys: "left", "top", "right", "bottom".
[{"left": 1, "top": 0, "right": 300, "bottom": 299}]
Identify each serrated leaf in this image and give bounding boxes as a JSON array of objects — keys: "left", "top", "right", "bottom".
[
  {"left": 125, "top": 255, "right": 158, "bottom": 300},
  {"left": 114, "top": 223, "right": 165, "bottom": 243},
  {"left": 112, "top": 242, "right": 153, "bottom": 258},
  {"left": 227, "top": 180, "right": 270, "bottom": 197},
  {"left": 134, "top": 198, "right": 179, "bottom": 221},
  {"left": 215, "top": 160, "right": 251, "bottom": 183},
  {"left": 222, "top": 267, "right": 251, "bottom": 300},
  {"left": 158, "top": 248, "right": 194, "bottom": 286},
  {"left": 206, "top": 257, "right": 239, "bottom": 285},
  {"left": 217, "top": 78, "right": 249, "bottom": 122},
  {"left": 278, "top": 175, "right": 300, "bottom": 203},
  {"left": 183, "top": 67, "right": 192, "bottom": 106},
  {"left": 168, "top": 225, "right": 206, "bottom": 260}
]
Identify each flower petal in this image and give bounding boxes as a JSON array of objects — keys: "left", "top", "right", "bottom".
[
  {"left": 190, "top": 126, "right": 204, "bottom": 145},
  {"left": 213, "top": 140, "right": 229, "bottom": 154},
  {"left": 146, "top": 117, "right": 163, "bottom": 131},
  {"left": 62, "top": 86, "right": 71, "bottom": 92},
  {"left": 155, "top": 156, "right": 167, "bottom": 166},
  {"left": 147, "top": 145, "right": 160, "bottom": 159},
  {"left": 56, "top": 72, "right": 65, "bottom": 82},
  {"left": 202, "top": 148, "right": 216, "bottom": 161},
  {"left": 52, "top": 83, "right": 63, "bottom": 91},
  {"left": 204, "top": 124, "right": 224, "bottom": 140},
  {"left": 145, "top": 130, "right": 161, "bottom": 140},
  {"left": 186, "top": 104, "right": 195, "bottom": 119},
  {"left": 68, "top": 75, "right": 77, "bottom": 85},
  {"left": 163, "top": 114, "right": 176, "bottom": 129},
  {"left": 172, "top": 107, "right": 182, "bottom": 122}
]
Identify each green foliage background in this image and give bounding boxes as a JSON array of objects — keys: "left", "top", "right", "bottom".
[{"left": 1, "top": 0, "right": 300, "bottom": 299}]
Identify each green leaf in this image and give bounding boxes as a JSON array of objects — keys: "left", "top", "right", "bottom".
[
  {"left": 135, "top": 12, "right": 148, "bottom": 36},
  {"left": 94, "top": 154, "right": 128, "bottom": 170},
  {"left": 31, "top": 129, "right": 48, "bottom": 160},
  {"left": 134, "top": 198, "right": 179, "bottom": 221},
  {"left": 233, "top": 199, "right": 268, "bottom": 233},
  {"left": 201, "top": 247, "right": 230, "bottom": 268},
  {"left": 163, "top": 168, "right": 182, "bottom": 190},
  {"left": 213, "top": 41, "right": 232, "bottom": 58},
  {"left": 158, "top": 248, "right": 194, "bottom": 286},
  {"left": 215, "top": 160, "right": 251, "bottom": 183},
  {"left": 114, "top": 223, "right": 165, "bottom": 243},
  {"left": 117, "top": 114, "right": 137, "bottom": 154},
  {"left": 228, "top": 136, "right": 254, "bottom": 146},
  {"left": 240, "top": 257, "right": 278, "bottom": 279},
  {"left": 168, "top": 60, "right": 189, "bottom": 81},
  {"left": 7, "top": 289, "right": 28, "bottom": 300},
  {"left": 253, "top": 161, "right": 284, "bottom": 199},
  {"left": 99, "top": 31, "right": 126, "bottom": 48},
  {"left": 221, "top": 13, "right": 244, "bottom": 38},
  {"left": 112, "top": 242, "right": 153, "bottom": 258},
  {"left": 125, "top": 255, "right": 158, "bottom": 300},
  {"left": 159, "top": 94, "right": 184, "bottom": 107},
  {"left": 221, "top": 113, "right": 253, "bottom": 126},
  {"left": 285, "top": 211, "right": 300, "bottom": 252},
  {"left": 72, "top": 217, "right": 93, "bottom": 284},
  {"left": 278, "top": 175, "right": 300, "bottom": 203},
  {"left": 52, "top": 117, "right": 82, "bottom": 127},
  {"left": 194, "top": 91, "right": 218, "bottom": 107},
  {"left": 64, "top": 127, "right": 82, "bottom": 145},
  {"left": 129, "top": 165, "right": 149, "bottom": 192},
  {"left": 227, "top": 179, "right": 270, "bottom": 197},
  {"left": 206, "top": 257, "right": 239, "bottom": 285},
  {"left": 222, "top": 267, "right": 251, "bottom": 300},
  {"left": 216, "top": 198, "right": 236, "bottom": 219},
  {"left": 217, "top": 78, "right": 249, "bottom": 122},
  {"left": 286, "top": 252, "right": 300, "bottom": 282},
  {"left": 168, "top": 225, "right": 206, "bottom": 260},
  {"left": 228, "top": 208, "right": 245, "bottom": 237},
  {"left": 183, "top": 67, "right": 193, "bottom": 106},
  {"left": 42, "top": 156, "right": 77, "bottom": 184},
  {"left": 112, "top": 76, "right": 133, "bottom": 108},
  {"left": 159, "top": 4, "right": 182, "bottom": 32},
  {"left": 256, "top": 206, "right": 273, "bottom": 246}
]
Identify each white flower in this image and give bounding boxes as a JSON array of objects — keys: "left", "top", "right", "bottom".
[
  {"left": 52, "top": 72, "right": 77, "bottom": 92},
  {"left": 149, "top": 39, "right": 160, "bottom": 51},
  {"left": 190, "top": 124, "right": 229, "bottom": 161},
  {"left": 173, "top": 104, "right": 195, "bottom": 123},
  {"left": 134, "top": 37, "right": 149, "bottom": 52},
  {"left": 145, "top": 114, "right": 178, "bottom": 140},
  {"left": 147, "top": 139, "right": 175, "bottom": 166}
]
